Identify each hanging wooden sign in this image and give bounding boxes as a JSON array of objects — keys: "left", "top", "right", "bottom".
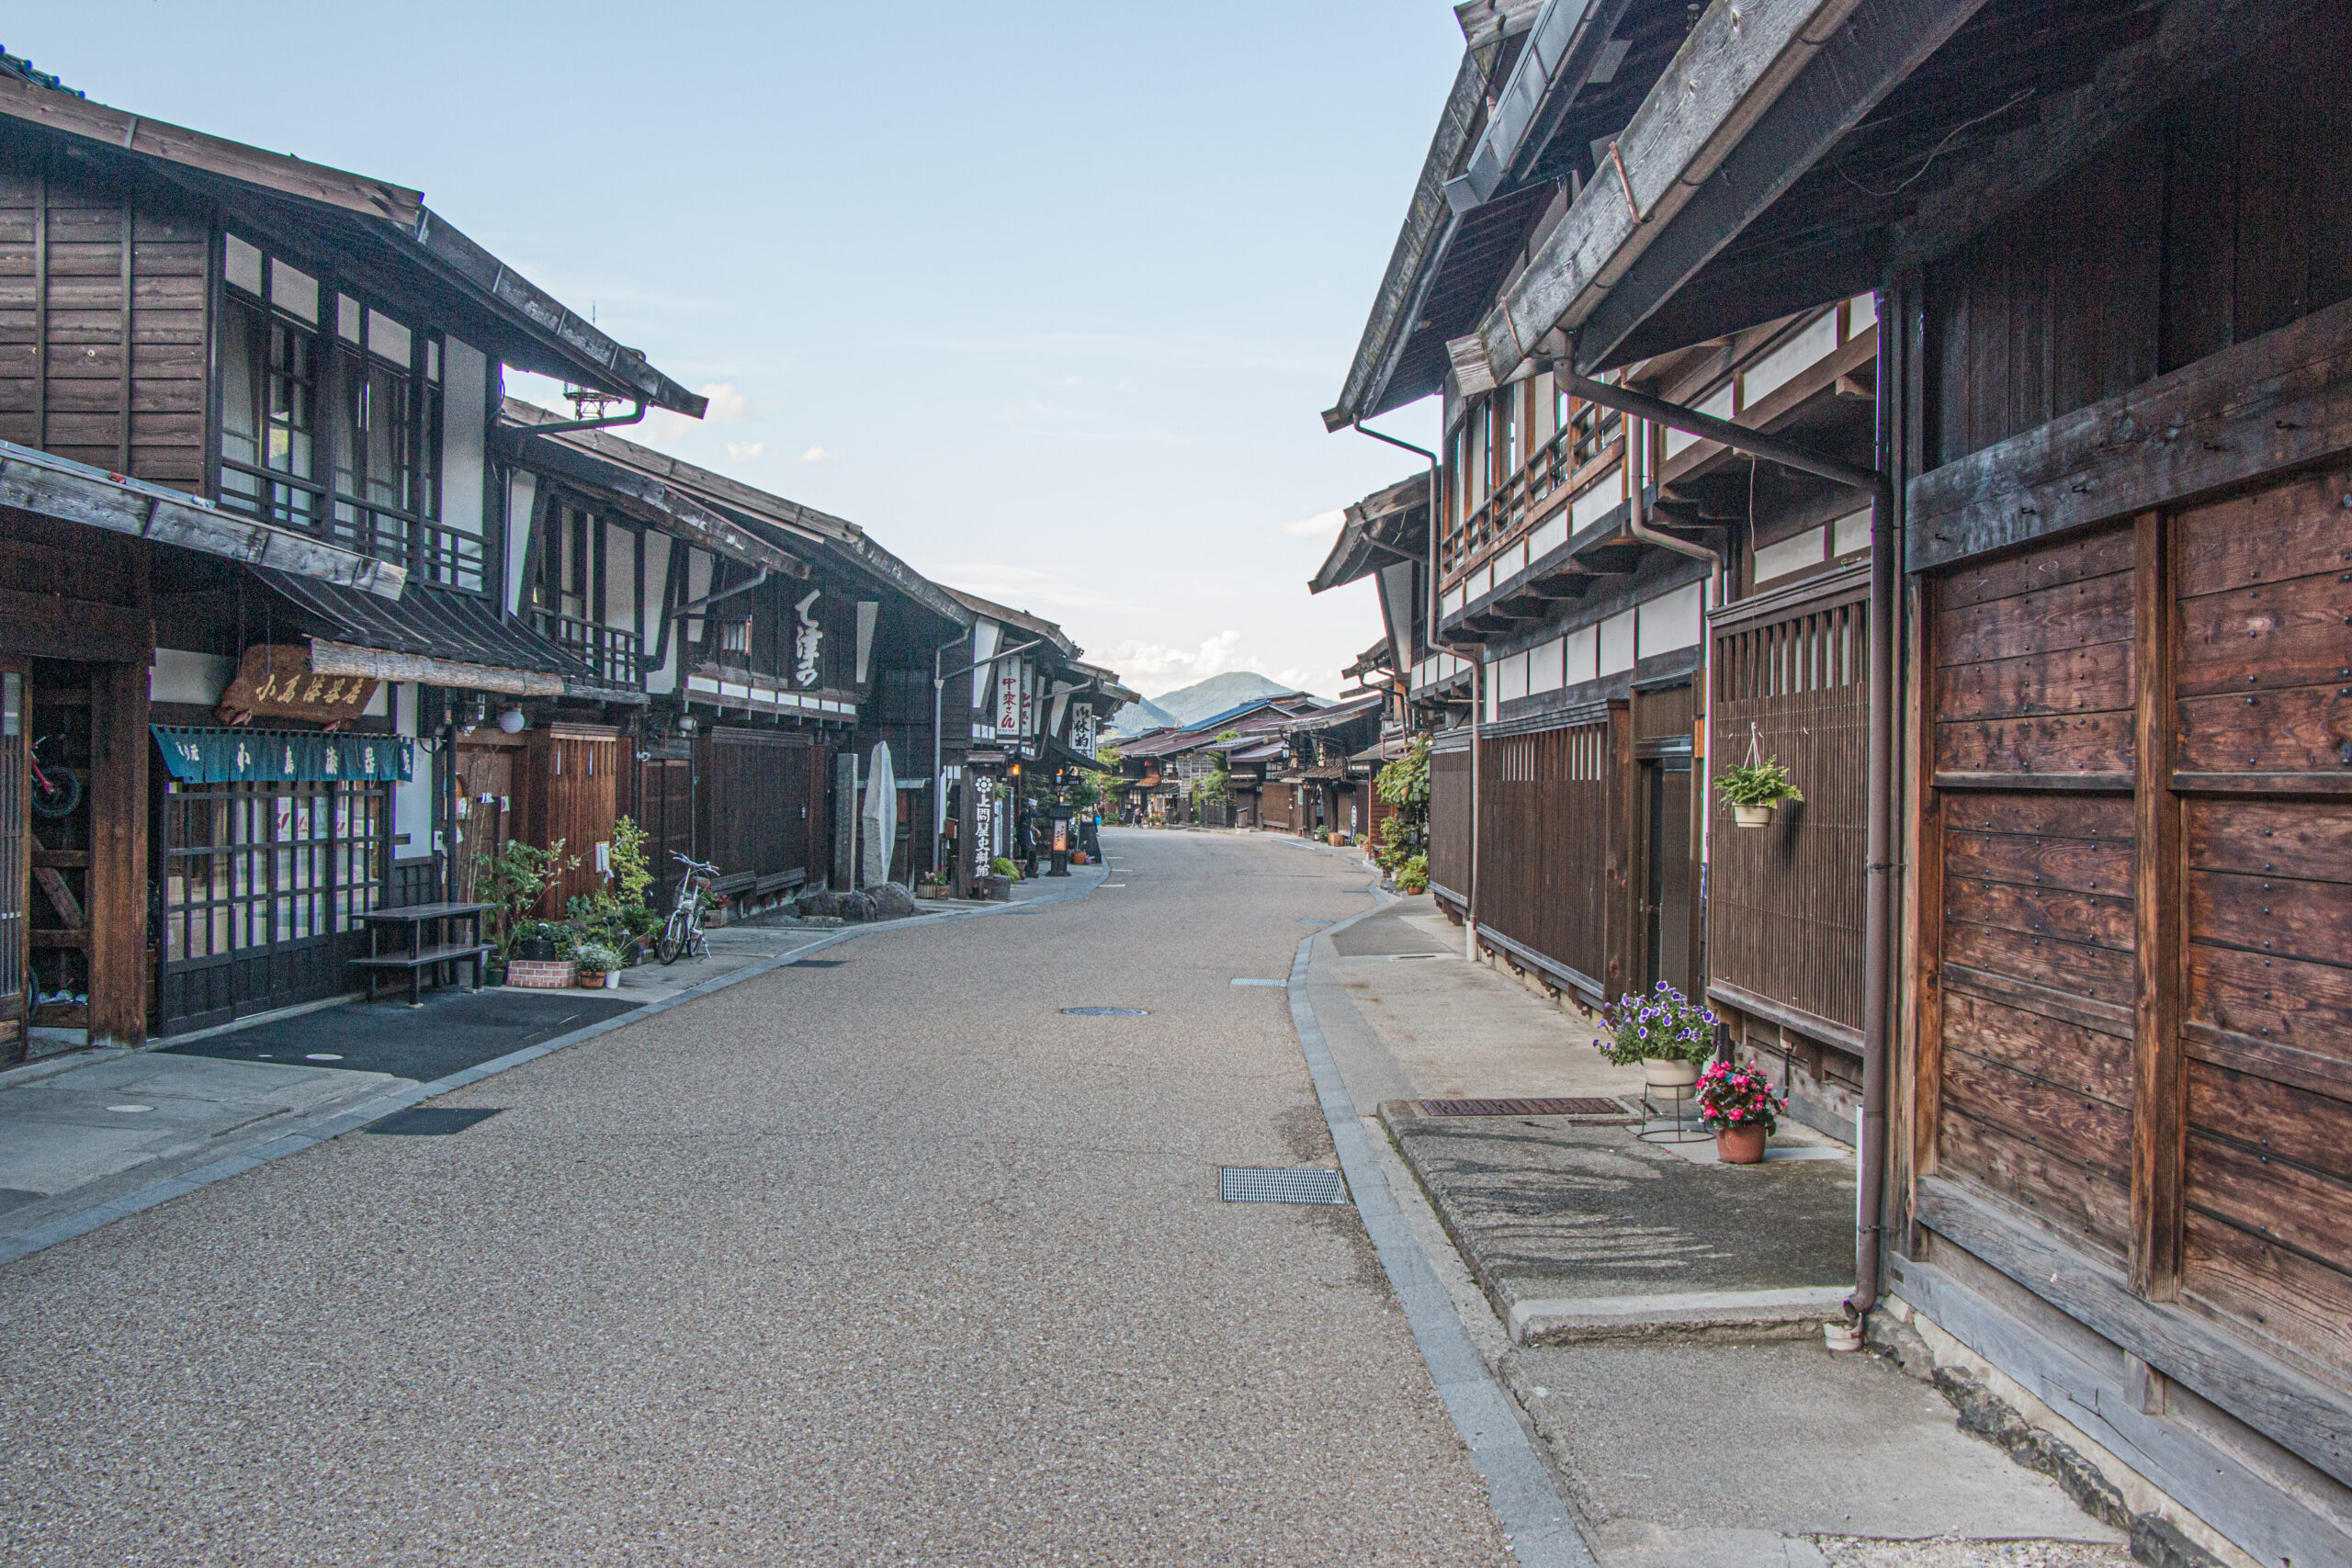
[{"left": 215, "top": 644, "right": 378, "bottom": 728}]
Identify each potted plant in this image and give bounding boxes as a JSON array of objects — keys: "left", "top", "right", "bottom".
[
  {"left": 512, "top": 919, "right": 570, "bottom": 963},
  {"left": 1696, "top": 1058, "right": 1789, "bottom": 1164},
  {"left": 575, "top": 940, "right": 622, "bottom": 989},
  {"left": 482, "top": 839, "right": 579, "bottom": 957},
  {"left": 1715, "top": 755, "right": 1803, "bottom": 828},
  {"left": 1597, "top": 981, "right": 1719, "bottom": 1095},
  {"left": 621, "top": 903, "right": 662, "bottom": 964}
]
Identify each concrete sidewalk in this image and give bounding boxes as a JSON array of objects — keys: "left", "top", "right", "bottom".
[{"left": 1299, "top": 896, "right": 2131, "bottom": 1568}]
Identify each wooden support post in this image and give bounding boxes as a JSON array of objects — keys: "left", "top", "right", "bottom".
[
  {"left": 2131, "top": 511, "right": 2185, "bottom": 1301},
  {"left": 85, "top": 656, "right": 150, "bottom": 1046},
  {"left": 1603, "top": 697, "right": 1634, "bottom": 999},
  {"left": 1901, "top": 572, "right": 1941, "bottom": 1257}
]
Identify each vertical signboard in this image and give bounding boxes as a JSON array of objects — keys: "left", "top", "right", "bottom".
[{"left": 997, "top": 665, "right": 1023, "bottom": 732}]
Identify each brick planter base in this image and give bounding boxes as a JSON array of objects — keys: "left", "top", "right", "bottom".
[{"left": 506, "top": 959, "right": 577, "bottom": 990}]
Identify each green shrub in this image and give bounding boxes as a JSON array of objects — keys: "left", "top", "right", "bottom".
[{"left": 1396, "top": 852, "right": 1429, "bottom": 894}]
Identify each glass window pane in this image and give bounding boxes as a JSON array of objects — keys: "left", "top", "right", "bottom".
[
  {"left": 339, "top": 294, "right": 362, "bottom": 344},
  {"left": 225, "top": 235, "right": 264, "bottom": 297},
  {"left": 368, "top": 310, "right": 412, "bottom": 368},
  {"left": 269, "top": 260, "right": 319, "bottom": 324}
]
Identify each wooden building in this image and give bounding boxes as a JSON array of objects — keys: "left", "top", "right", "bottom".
[
  {"left": 501, "top": 407, "right": 979, "bottom": 914},
  {"left": 1274, "top": 695, "right": 1385, "bottom": 840},
  {"left": 0, "top": 64, "right": 705, "bottom": 1052},
  {"left": 933, "top": 591, "right": 1128, "bottom": 894},
  {"left": 1327, "top": 0, "right": 2352, "bottom": 1559}
]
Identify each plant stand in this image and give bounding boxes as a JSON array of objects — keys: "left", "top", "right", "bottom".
[{"left": 1637, "top": 1067, "right": 1710, "bottom": 1145}]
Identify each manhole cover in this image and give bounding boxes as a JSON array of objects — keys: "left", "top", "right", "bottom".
[
  {"left": 1062, "top": 1007, "right": 1148, "bottom": 1017},
  {"left": 366, "top": 1108, "right": 503, "bottom": 1136},
  {"left": 1422, "top": 1097, "right": 1631, "bottom": 1117},
  {"left": 1221, "top": 1167, "right": 1348, "bottom": 1205}
]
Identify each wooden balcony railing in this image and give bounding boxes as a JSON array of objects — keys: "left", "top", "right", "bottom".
[
  {"left": 534, "top": 610, "right": 640, "bottom": 686},
  {"left": 218, "top": 459, "right": 487, "bottom": 594},
  {"left": 1440, "top": 400, "right": 1623, "bottom": 588}
]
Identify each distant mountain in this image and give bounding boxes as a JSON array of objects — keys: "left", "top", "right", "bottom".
[
  {"left": 1151, "top": 671, "right": 1319, "bottom": 729},
  {"left": 1105, "top": 694, "right": 1178, "bottom": 737}
]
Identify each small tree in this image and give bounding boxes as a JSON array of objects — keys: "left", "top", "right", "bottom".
[
  {"left": 1374, "top": 736, "right": 1431, "bottom": 874},
  {"left": 483, "top": 838, "right": 579, "bottom": 955}
]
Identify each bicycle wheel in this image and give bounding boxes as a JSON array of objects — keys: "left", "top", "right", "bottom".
[
  {"left": 31, "top": 765, "right": 81, "bottom": 820},
  {"left": 657, "top": 908, "right": 690, "bottom": 965}
]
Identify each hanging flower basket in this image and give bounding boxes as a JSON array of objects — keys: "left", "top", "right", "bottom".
[{"left": 1716, "top": 726, "right": 1803, "bottom": 829}]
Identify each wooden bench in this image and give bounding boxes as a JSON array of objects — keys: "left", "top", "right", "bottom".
[{"left": 354, "top": 901, "right": 492, "bottom": 1006}]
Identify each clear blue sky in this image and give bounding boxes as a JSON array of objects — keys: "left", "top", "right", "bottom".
[{"left": 20, "top": 3, "right": 1456, "bottom": 697}]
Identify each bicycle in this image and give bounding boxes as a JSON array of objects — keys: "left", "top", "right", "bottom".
[
  {"left": 657, "top": 852, "right": 718, "bottom": 965},
  {"left": 28, "top": 735, "right": 81, "bottom": 820}
]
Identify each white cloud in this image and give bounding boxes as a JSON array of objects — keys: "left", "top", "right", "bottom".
[
  {"left": 798, "top": 445, "right": 832, "bottom": 462},
  {"left": 1109, "top": 630, "right": 1268, "bottom": 696},
  {"left": 724, "top": 441, "right": 769, "bottom": 463},
  {"left": 700, "top": 383, "right": 752, "bottom": 421},
  {"left": 1280, "top": 508, "right": 1344, "bottom": 540}
]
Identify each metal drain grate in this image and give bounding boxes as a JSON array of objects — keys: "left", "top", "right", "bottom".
[
  {"left": 1221, "top": 1167, "right": 1348, "bottom": 1205},
  {"left": 1421, "top": 1097, "right": 1630, "bottom": 1117},
  {"left": 792, "top": 959, "right": 847, "bottom": 968},
  {"left": 1063, "top": 1006, "right": 1148, "bottom": 1017},
  {"left": 366, "top": 1108, "right": 503, "bottom": 1136}
]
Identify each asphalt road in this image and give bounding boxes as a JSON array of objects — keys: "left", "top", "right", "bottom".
[{"left": 0, "top": 829, "right": 1512, "bottom": 1567}]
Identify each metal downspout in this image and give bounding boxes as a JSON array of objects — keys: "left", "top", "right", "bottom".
[
  {"left": 514, "top": 400, "right": 649, "bottom": 438},
  {"left": 1351, "top": 420, "right": 1479, "bottom": 953},
  {"left": 1563, "top": 366, "right": 1894, "bottom": 1319}
]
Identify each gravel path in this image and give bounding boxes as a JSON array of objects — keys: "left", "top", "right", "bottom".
[{"left": 0, "top": 829, "right": 1511, "bottom": 1567}]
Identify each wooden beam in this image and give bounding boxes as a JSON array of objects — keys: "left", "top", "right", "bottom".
[
  {"left": 1476, "top": 0, "right": 1867, "bottom": 386},
  {"left": 1906, "top": 292, "right": 2352, "bottom": 572},
  {"left": 1916, "top": 1176, "right": 2352, "bottom": 1490},
  {"left": 0, "top": 77, "right": 421, "bottom": 224},
  {"left": 1891, "top": 0, "right": 2311, "bottom": 266},
  {"left": 0, "top": 587, "right": 149, "bottom": 663},
  {"left": 85, "top": 657, "right": 147, "bottom": 1047},
  {"left": 1890, "top": 1249, "right": 2350, "bottom": 1568},
  {"left": 2129, "top": 512, "right": 2184, "bottom": 1301},
  {"left": 0, "top": 449, "right": 404, "bottom": 599},
  {"left": 1604, "top": 697, "right": 1635, "bottom": 999},
  {"left": 1577, "top": 0, "right": 1987, "bottom": 369}
]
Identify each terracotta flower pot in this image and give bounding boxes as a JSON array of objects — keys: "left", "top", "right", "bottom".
[
  {"left": 577, "top": 970, "right": 606, "bottom": 989},
  {"left": 1715, "top": 1123, "right": 1769, "bottom": 1164}
]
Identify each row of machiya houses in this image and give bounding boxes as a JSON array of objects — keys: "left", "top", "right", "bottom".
[
  {"left": 0, "top": 56, "right": 1131, "bottom": 1059},
  {"left": 1309, "top": 3, "right": 2352, "bottom": 1562},
  {"left": 1107, "top": 690, "right": 1396, "bottom": 839}
]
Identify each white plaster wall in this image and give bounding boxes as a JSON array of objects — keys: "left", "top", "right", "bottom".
[
  {"left": 392, "top": 683, "right": 433, "bottom": 855},
  {"left": 151, "top": 649, "right": 234, "bottom": 706},
  {"left": 1599, "top": 609, "right": 1636, "bottom": 677},
  {"left": 440, "top": 337, "right": 488, "bottom": 539},
  {"left": 1637, "top": 581, "right": 1704, "bottom": 658}
]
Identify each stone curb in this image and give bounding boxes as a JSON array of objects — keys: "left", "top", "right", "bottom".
[
  {"left": 0, "top": 864, "right": 1110, "bottom": 1270},
  {"left": 1288, "top": 874, "right": 1596, "bottom": 1568}
]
